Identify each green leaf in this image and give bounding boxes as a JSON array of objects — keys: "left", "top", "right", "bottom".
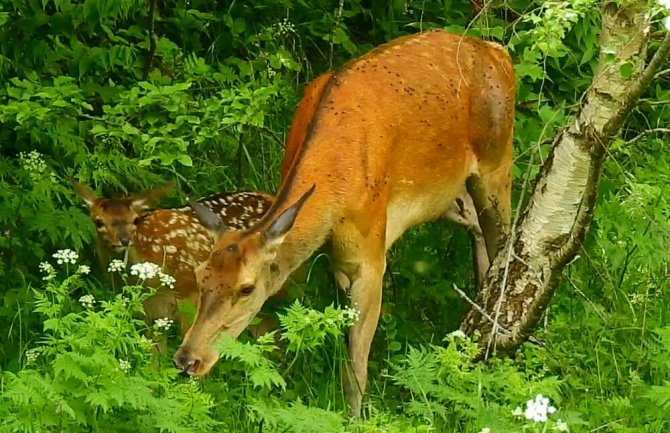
[
  {"left": 176, "top": 154, "right": 193, "bottom": 167},
  {"left": 619, "top": 62, "right": 635, "bottom": 79}
]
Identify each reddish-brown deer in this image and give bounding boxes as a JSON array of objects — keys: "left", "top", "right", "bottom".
[
  {"left": 74, "top": 183, "right": 274, "bottom": 338},
  {"left": 175, "top": 29, "right": 515, "bottom": 417}
]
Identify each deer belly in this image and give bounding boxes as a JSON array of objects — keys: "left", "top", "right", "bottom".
[{"left": 385, "top": 185, "right": 461, "bottom": 249}]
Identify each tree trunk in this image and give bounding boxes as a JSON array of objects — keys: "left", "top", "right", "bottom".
[{"left": 461, "top": 0, "right": 670, "bottom": 356}]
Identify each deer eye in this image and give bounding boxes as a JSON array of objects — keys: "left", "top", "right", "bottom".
[
  {"left": 239, "top": 284, "right": 255, "bottom": 296},
  {"left": 133, "top": 217, "right": 140, "bottom": 225},
  {"left": 94, "top": 219, "right": 105, "bottom": 229}
]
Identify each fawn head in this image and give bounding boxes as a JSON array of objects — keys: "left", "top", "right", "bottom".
[
  {"left": 74, "top": 182, "right": 174, "bottom": 250},
  {"left": 173, "top": 185, "right": 315, "bottom": 376}
]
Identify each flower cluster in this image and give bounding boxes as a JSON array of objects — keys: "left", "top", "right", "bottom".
[
  {"left": 77, "top": 265, "right": 90, "bottom": 275},
  {"left": 19, "top": 150, "right": 47, "bottom": 180},
  {"left": 129, "top": 262, "right": 176, "bottom": 288},
  {"left": 25, "top": 348, "right": 39, "bottom": 363},
  {"left": 154, "top": 317, "right": 174, "bottom": 331},
  {"left": 659, "top": 0, "right": 670, "bottom": 30},
  {"left": 118, "top": 359, "right": 131, "bottom": 373},
  {"left": 53, "top": 249, "right": 78, "bottom": 265},
  {"left": 273, "top": 18, "right": 296, "bottom": 37},
  {"left": 139, "top": 335, "right": 154, "bottom": 351},
  {"left": 130, "top": 262, "right": 161, "bottom": 280},
  {"left": 554, "top": 419, "right": 569, "bottom": 432},
  {"left": 159, "top": 272, "right": 176, "bottom": 289},
  {"left": 108, "top": 259, "right": 126, "bottom": 273},
  {"left": 340, "top": 306, "right": 361, "bottom": 325},
  {"left": 79, "top": 294, "right": 95, "bottom": 309},
  {"left": 448, "top": 329, "right": 467, "bottom": 340},
  {"left": 514, "top": 394, "right": 557, "bottom": 423},
  {"left": 39, "top": 261, "right": 56, "bottom": 281}
]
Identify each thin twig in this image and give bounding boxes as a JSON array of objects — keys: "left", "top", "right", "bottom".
[
  {"left": 328, "top": 0, "right": 344, "bottom": 70},
  {"left": 143, "top": 0, "right": 158, "bottom": 81},
  {"left": 624, "top": 128, "right": 670, "bottom": 145},
  {"left": 453, "top": 284, "right": 544, "bottom": 346},
  {"left": 453, "top": 284, "right": 513, "bottom": 336},
  {"left": 566, "top": 276, "right": 606, "bottom": 322}
]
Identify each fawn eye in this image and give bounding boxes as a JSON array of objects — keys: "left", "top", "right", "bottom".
[
  {"left": 94, "top": 219, "right": 104, "bottom": 229},
  {"left": 239, "top": 284, "right": 255, "bottom": 296},
  {"left": 133, "top": 217, "right": 140, "bottom": 225}
]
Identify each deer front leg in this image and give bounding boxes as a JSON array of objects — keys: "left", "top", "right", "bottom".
[{"left": 342, "top": 256, "right": 385, "bottom": 418}]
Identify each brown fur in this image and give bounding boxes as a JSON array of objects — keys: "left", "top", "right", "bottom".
[
  {"left": 176, "top": 30, "right": 515, "bottom": 417},
  {"left": 74, "top": 183, "right": 273, "bottom": 337}
]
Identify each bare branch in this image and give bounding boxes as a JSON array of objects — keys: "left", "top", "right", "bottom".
[{"left": 625, "top": 128, "right": 670, "bottom": 145}]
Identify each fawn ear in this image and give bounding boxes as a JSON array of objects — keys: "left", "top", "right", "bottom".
[
  {"left": 131, "top": 182, "right": 175, "bottom": 210},
  {"left": 73, "top": 182, "right": 98, "bottom": 208},
  {"left": 264, "top": 184, "right": 315, "bottom": 246},
  {"left": 188, "top": 197, "right": 226, "bottom": 233}
]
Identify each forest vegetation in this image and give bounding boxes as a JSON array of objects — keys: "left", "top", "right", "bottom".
[{"left": 0, "top": 0, "right": 669, "bottom": 432}]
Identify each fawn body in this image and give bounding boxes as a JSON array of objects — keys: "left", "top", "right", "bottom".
[
  {"left": 75, "top": 184, "right": 273, "bottom": 335},
  {"left": 175, "top": 29, "right": 515, "bottom": 417}
]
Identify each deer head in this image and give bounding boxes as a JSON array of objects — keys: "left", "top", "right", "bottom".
[
  {"left": 173, "top": 185, "right": 315, "bottom": 376},
  {"left": 74, "top": 182, "right": 174, "bottom": 249}
]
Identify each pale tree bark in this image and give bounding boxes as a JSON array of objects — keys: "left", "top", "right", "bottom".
[{"left": 461, "top": 0, "right": 670, "bottom": 356}]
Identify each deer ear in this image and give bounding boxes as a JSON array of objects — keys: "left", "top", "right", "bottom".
[
  {"left": 73, "top": 182, "right": 98, "bottom": 208},
  {"left": 265, "top": 184, "right": 315, "bottom": 245},
  {"left": 188, "top": 197, "right": 226, "bottom": 233},
  {"left": 131, "top": 182, "right": 175, "bottom": 210}
]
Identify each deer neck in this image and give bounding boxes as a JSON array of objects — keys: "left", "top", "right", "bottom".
[{"left": 262, "top": 165, "right": 341, "bottom": 294}]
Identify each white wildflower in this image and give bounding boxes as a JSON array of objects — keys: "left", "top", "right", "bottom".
[
  {"left": 39, "top": 262, "right": 56, "bottom": 280},
  {"left": 130, "top": 262, "right": 161, "bottom": 280},
  {"left": 52, "top": 249, "right": 78, "bottom": 265},
  {"left": 38, "top": 262, "right": 54, "bottom": 274},
  {"left": 154, "top": 317, "right": 174, "bottom": 331},
  {"left": 448, "top": 329, "right": 467, "bottom": 339},
  {"left": 25, "top": 348, "right": 39, "bottom": 363},
  {"left": 108, "top": 259, "right": 126, "bottom": 273},
  {"left": 139, "top": 335, "right": 154, "bottom": 351},
  {"left": 342, "top": 306, "right": 361, "bottom": 324},
  {"left": 524, "top": 394, "right": 557, "bottom": 423},
  {"left": 77, "top": 265, "right": 90, "bottom": 275},
  {"left": 274, "top": 17, "right": 296, "bottom": 37},
  {"left": 78, "top": 294, "right": 95, "bottom": 309},
  {"left": 19, "top": 150, "right": 48, "bottom": 180},
  {"left": 158, "top": 271, "right": 176, "bottom": 289},
  {"left": 658, "top": 0, "right": 670, "bottom": 10},
  {"left": 118, "top": 359, "right": 131, "bottom": 373},
  {"left": 553, "top": 419, "right": 569, "bottom": 432},
  {"left": 665, "top": 16, "right": 670, "bottom": 31}
]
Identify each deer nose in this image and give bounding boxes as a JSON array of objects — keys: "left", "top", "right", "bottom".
[
  {"left": 173, "top": 349, "right": 200, "bottom": 375},
  {"left": 118, "top": 235, "right": 131, "bottom": 246}
]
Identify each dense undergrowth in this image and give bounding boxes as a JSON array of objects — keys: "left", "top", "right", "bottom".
[{"left": 1, "top": 0, "right": 669, "bottom": 432}]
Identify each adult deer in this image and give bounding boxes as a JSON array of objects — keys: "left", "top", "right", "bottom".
[
  {"left": 74, "top": 183, "right": 273, "bottom": 337},
  {"left": 175, "top": 29, "right": 514, "bottom": 417}
]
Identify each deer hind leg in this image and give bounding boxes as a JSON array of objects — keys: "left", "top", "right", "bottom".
[
  {"left": 443, "top": 190, "right": 489, "bottom": 287},
  {"left": 466, "top": 159, "right": 512, "bottom": 264}
]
